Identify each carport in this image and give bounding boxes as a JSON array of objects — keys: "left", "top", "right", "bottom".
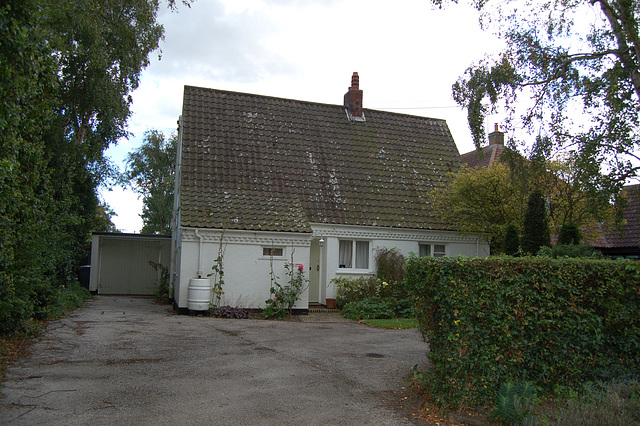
[{"left": 89, "top": 232, "right": 171, "bottom": 295}]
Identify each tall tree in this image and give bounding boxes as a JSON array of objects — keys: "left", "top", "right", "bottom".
[
  {"left": 429, "top": 163, "right": 525, "bottom": 252},
  {"left": 0, "top": 0, "right": 189, "bottom": 334},
  {"left": 124, "top": 130, "right": 177, "bottom": 234},
  {"left": 503, "top": 145, "right": 617, "bottom": 236},
  {"left": 1, "top": 0, "right": 60, "bottom": 333},
  {"left": 522, "top": 190, "right": 551, "bottom": 254},
  {"left": 432, "top": 150, "right": 609, "bottom": 252},
  {"left": 43, "top": 0, "right": 165, "bottom": 180},
  {"left": 432, "top": 0, "right": 640, "bottom": 195}
]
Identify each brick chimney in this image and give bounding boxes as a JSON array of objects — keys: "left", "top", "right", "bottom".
[
  {"left": 344, "top": 72, "right": 364, "bottom": 120},
  {"left": 488, "top": 123, "right": 504, "bottom": 146}
]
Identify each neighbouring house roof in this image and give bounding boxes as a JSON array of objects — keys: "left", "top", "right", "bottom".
[
  {"left": 178, "top": 81, "right": 461, "bottom": 233},
  {"left": 460, "top": 143, "right": 508, "bottom": 169},
  {"left": 592, "top": 184, "right": 640, "bottom": 251},
  {"left": 460, "top": 124, "right": 508, "bottom": 168}
]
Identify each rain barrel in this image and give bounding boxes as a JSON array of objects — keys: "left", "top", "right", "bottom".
[{"left": 187, "top": 278, "right": 211, "bottom": 311}]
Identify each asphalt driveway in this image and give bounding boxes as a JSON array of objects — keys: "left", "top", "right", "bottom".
[{"left": 0, "top": 296, "right": 430, "bottom": 425}]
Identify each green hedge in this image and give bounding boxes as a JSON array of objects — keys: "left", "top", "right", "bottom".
[{"left": 404, "top": 256, "right": 640, "bottom": 409}]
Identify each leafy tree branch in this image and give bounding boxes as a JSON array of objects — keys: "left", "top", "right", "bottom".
[{"left": 434, "top": 0, "right": 640, "bottom": 196}]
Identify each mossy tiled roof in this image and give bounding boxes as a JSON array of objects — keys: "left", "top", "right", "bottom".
[{"left": 179, "top": 85, "right": 461, "bottom": 233}]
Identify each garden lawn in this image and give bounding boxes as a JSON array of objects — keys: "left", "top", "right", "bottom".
[{"left": 362, "top": 318, "right": 418, "bottom": 329}]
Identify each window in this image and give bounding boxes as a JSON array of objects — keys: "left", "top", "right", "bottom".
[
  {"left": 338, "top": 240, "right": 369, "bottom": 269},
  {"left": 419, "top": 243, "right": 446, "bottom": 258},
  {"left": 263, "top": 247, "right": 284, "bottom": 257}
]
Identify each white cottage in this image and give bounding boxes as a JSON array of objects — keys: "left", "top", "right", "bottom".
[{"left": 171, "top": 73, "right": 489, "bottom": 313}]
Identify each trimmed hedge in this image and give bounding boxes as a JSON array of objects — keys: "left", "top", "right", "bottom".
[{"left": 404, "top": 256, "right": 640, "bottom": 409}]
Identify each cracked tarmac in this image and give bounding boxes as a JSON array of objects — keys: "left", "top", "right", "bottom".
[{"left": 0, "top": 296, "right": 430, "bottom": 425}]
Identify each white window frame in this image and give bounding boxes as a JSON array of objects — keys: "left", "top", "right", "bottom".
[
  {"left": 419, "top": 243, "right": 447, "bottom": 258},
  {"left": 261, "top": 246, "right": 286, "bottom": 259},
  {"left": 338, "top": 240, "right": 371, "bottom": 271}
]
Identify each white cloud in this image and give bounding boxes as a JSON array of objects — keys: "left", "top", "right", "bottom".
[{"left": 100, "top": 187, "right": 144, "bottom": 233}]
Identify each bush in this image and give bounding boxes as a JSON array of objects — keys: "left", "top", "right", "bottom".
[
  {"left": 342, "top": 298, "right": 394, "bottom": 320},
  {"left": 558, "top": 223, "right": 582, "bottom": 245},
  {"left": 503, "top": 223, "right": 520, "bottom": 256},
  {"left": 0, "top": 281, "right": 33, "bottom": 336},
  {"left": 521, "top": 190, "right": 551, "bottom": 254},
  {"left": 375, "top": 247, "right": 406, "bottom": 294},
  {"left": 394, "top": 298, "right": 416, "bottom": 318},
  {"left": 333, "top": 276, "right": 379, "bottom": 309},
  {"left": 263, "top": 261, "right": 308, "bottom": 319},
  {"left": 211, "top": 305, "right": 250, "bottom": 319},
  {"left": 489, "top": 381, "right": 538, "bottom": 425},
  {"left": 538, "top": 244, "right": 603, "bottom": 259},
  {"left": 404, "top": 256, "right": 640, "bottom": 409},
  {"left": 149, "top": 261, "right": 171, "bottom": 304}
]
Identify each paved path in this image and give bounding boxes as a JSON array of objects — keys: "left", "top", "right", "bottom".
[{"left": 0, "top": 296, "right": 430, "bottom": 425}]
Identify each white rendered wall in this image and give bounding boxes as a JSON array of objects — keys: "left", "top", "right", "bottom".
[
  {"left": 175, "top": 228, "right": 312, "bottom": 309},
  {"left": 311, "top": 224, "right": 490, "bottom": 299}
]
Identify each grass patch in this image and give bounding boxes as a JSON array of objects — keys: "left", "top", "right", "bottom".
[{"left": 362, "top": 318, "right": 418, "bottom": 329}]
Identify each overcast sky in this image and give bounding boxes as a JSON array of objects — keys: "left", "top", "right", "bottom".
[{"left": 101, "top": 0, "right": 506, "bottom": 233}]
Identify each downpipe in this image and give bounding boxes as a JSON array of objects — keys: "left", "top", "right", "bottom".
[{"left": 194, "top": 229, "right": 204, "bottom": 278}]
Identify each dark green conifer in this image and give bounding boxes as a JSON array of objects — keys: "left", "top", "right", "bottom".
[
  {"left": 503, "top": 224, "right": 520, "bottom": 256},
  {"left": 558, "top": 223, "right": 582, "bottom": 245},
  {"left": 521, "top": 190, "right": 550, "bottom": 255}
]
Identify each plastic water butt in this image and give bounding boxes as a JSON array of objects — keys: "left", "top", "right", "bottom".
[{"left": 187, "top": 278, "right": 211, "bottom": 312}]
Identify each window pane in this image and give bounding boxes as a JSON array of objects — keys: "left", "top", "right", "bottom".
[
  {"left": 419, "top": 244, "right": 431, "bottom": 257},
  {"left": 263, "top": 247, "right": 284, "bottom": 257},
  {"left": 355, "top": 241, "right": 369, "bottom": 269},
  {"left": 339, "top": 240, "right": 352, "bottom": 268},
  {"left": 434, "top": 245, "right": 446, "bottom": 257}
]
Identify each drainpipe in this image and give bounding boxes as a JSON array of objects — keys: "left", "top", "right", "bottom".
[
  {"left": 476, "top": 238, "right": 479, "bottom": 257},
  {"left": 194, "top": 229, "right": 204, "bottom": 278}
]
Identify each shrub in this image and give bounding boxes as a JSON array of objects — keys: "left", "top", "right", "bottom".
[
  {"left": 211, "top": 305, "right": 250, "bottom": 319},
  {"left": 404, "top": 256, "right": 640, "bottom": 409},
  {"left": 503, "top": 223, "right": 520, "bottom": 256},
  {"left": 342, "top": 297, "right": 394, "bottom": 320},
  {"left": 558, "top": 223, "right": 582, "bottom": 245},
  {"left": 521, "top": 190, "right": 551, "bottom": 254},
  {"left": 489, "top": 381, "right": 538, "bottom": 425},
  {"left": 149, "top": 261, "right": 171, "bottom": 304},
  {"left": 263, "top": 260, "right": 308, "bottom": 319},
  {"left": 538, "top": 244, "right": 603, "bottom": 259},
  {"left": 394, "top": 298, "right": 416, "bottom": 318},
  {"left": 333, "top": 276, "right": 379, "bottom": 309},
  {"left": 375, "top": 247, "right": 406, "bottom": 293}
]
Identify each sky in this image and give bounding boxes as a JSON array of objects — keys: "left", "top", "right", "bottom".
[{"left": 101, "top": 0, "right": 506, "bottom": 233}]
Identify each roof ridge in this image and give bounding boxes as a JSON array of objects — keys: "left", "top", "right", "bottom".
[{"left": 183, "top": 85, "right": 449, "bottom": 123}]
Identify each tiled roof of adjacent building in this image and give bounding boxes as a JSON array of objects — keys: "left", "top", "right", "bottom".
[
  {"left": 593, "top": 184, "right": 640, "bottom": 249},
  {"left": 460, "top": 126, "right": 508, "bottom": 168},
  {"left": 460, "top": 144, "right": 508, "bottom": 168},
  {"left": 178, "top": 84, "right": 461, "bottom": 233}
]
